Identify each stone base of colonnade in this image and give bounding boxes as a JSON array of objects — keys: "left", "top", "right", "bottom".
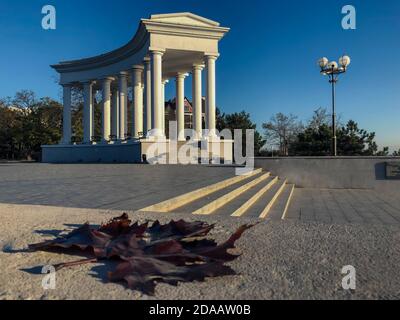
[
  {"left": 134, "top": 138, "right": 234, "bottom": 164},
  {"left": 41, "top": 139, "right": 233, "bottom": 164},
  {"left": 41, "top": 142, "right": 142, "bottom": 164}
]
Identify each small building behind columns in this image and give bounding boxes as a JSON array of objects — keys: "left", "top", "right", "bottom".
[
  {"left": 164, "top": 97, "right": 207, "bottom": 138},
  {"left": 42, "top": 12, "right": 233, "bottom": 164}
]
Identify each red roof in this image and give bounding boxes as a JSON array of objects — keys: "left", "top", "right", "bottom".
[{"left": 165, "top": 97, "right": 206, "bottom": 113}]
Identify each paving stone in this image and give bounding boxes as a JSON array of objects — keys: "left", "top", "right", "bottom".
[
  {"left": 285, "top": 188, "right": 400, "bottom": 226},
  {"left": 0, "top": 163, "right": 237, "bottom": 211},
  {"left": 2, "top": 164, "right": 400, "bottom": 226}
]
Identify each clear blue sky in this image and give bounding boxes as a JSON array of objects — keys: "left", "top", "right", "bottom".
[{"left": 0, "top": 0, "right": 399, "bottom": 150}]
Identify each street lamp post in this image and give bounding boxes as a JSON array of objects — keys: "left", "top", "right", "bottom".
[{"left": 318, "top": 55, "right": 351, "bottom": 156}]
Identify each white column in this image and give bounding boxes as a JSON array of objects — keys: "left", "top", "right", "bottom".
[
  {"left": 101, "top": 77, "right": 112, "bottom": 142},
  {"left": 192, "top": 65, "right": 203, "bottom": 140},
  {"left": 111, "top": 87, "right": 119, "bottom": 139},
  {"left": 176, "top": 73, "right": 186, "bottom": 141},
  {"left": 62, "top": 84, "right": 72, "bottom": 144},
  {"left": 83, "top": 81, "right": 94, "bottom": 144},
  {"left": 161, "top": 79, "right": 168, "bottom": 136},
  {"left": 132, "top": 66, "right": 144, "bottom": 138},
  {"left": 143, "top": 58, "right": 152, "bottom": 135},
  {"left": 150, "top": 49, "right": 165, "bottom": 138},
  {"left": 93, "top": 91, "right": 97, "bottom": 138},
  {"left": 205, "top": 54, "right": 219, "bottom": 138},
  {"left": 118, "top": 72, "right": 128, "bottom": 140}
]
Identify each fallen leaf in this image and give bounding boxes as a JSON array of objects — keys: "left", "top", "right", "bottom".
[{"left": 27, "top": 214, "right": 255, "bottom": 295}]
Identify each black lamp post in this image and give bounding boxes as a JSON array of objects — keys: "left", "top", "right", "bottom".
[{"left": 318, "top": 55, "right": 351, "bottom": 156}]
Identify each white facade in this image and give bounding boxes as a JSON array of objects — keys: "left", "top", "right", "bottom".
[{"left": 45, "top": 13, "right": 232, "bottom": 163}]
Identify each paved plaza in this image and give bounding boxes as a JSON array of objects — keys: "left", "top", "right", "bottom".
[
  {"left": 286, "top": 188, "right": 400, "bottom": 225},
  {"left": 1, "top": 163, "right": 400, "bottom": 225},
  {"left": 0, "top": 163, "right": 236, "bottom": 211}
]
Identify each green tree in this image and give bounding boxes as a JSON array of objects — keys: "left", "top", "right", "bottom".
[
  {"left": 0, "top": 100, "right": 21, "bottom": 159},
  {"left": 338, "top": 120, "right": 377, "bottom": 156},
  {"left": 290, "top": 109, "right": 389, "bottom": 156},
  {"left": 291, "top": 123, "right": 332, "bottom": 156},
  {"left": 376, "top": 147, "right": 389, "bottom": 156},
  {"left": 224, "top": 111, "right": 265, "bottom": 156},
  {"left": 29, "top": 97, "right": 63, "bottom": 153},
  {"left": 0, "top": 90, "right": 63, "bottom": 160},
  {"left": 215, "top": 107, "right": 226, "bottom": 132}
]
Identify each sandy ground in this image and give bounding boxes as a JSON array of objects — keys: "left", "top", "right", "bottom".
[{"left": 1, "top": 203, "right": 400, "bottom": 300}]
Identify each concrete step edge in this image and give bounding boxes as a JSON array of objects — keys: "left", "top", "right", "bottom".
[
  {"left": 231, "top": 176, "right": 279, "bottom": 217},
  {"left": 193, "top": 172, "right": 271, "bottom": 215},
  {"left": 139, "top": 168, "right": 263, "bottom": 212},
  {"left": 259, "top": 179, "right": 287, "bottom": 219},
  {"left": 281, "top": 184, "right": 295, "bottom": 220}
]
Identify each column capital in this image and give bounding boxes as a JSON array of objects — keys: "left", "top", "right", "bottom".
[
  {"left": 192, "top": 64, "right": 205, "bottom": 71},
  {"left": 101, "top": 76, "right": 115, "bottom": 83},
  {"left": 132, "top": 65, "right": 143, "bottom": 86},
  {"left": 118, "top": 71, "right": 129, "bottom": 78},
  {"left": 204, "top": 53, "right": 220, "bottom": 60},
  {"left": 82, "top": 80, "right": 96, "bottom": 85},
  {"left": 131, "top": 64, "right": 144, "bottom": 71},
  {"left": 176, "top": 72, "right": 188, "bottom": 80},
  {"left": 149, "top": 47, "right": 166, "bottom": 55}
]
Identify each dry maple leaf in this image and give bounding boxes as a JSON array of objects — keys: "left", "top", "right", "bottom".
[{"left": 28, "top": 213, "right": 256, "bottom": 296}]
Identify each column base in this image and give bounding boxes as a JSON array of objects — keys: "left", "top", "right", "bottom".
[
  {"left": 146, "top": 128, "right": 166, "bottom": 140},
  {"left": 100, "top": 140, "right": 115, "bottom": 145},
  {"left": 60, "top": 140, "right": 72, "bottom": 146},
  {"left": 203, "top": 134, "right": 220, "bottom": 142},
  {"left": 145, "top": 135, "right": 167, "bottom": 142}
]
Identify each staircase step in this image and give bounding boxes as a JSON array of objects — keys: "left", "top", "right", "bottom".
[
  {"left": 176, "top": 171, "right": 266, "bottom": 213},
  {"left": 230, "top": 176, "right": 279, "bottom": 217},
  {"left": 259, "top": 179, "right": 286, "bottom": 219},
  {"left": 239, "top": 179, "right": 286, "bottom": 218},
  {"left": 139, "top": 168, "right": 262, "bottom": 212},
  {"left": 259, "top": 179, "right": 287, "bottom": 218},
  {"left": 210, "top": 176, "right": 277, "bottom": 216},
  {"left": 192, "top": 172, "right": 271, "bottom": 215},
  {"left": 266, "top": 184, "right": 295, "bottom": 220}
]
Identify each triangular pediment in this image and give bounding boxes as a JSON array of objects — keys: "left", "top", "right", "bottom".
[{"left": 150, "top": 12, "right": 220, "bottom": 27}]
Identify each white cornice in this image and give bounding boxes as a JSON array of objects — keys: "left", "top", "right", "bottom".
[
  {"left": 149, "top": 12, "right": 221, "bottom": 27},
  {"left": 142, "top": 20, "right": 229, "bottom": 40},
  {"left": 51, "top": 23, "right": 149, "bottom": 73},
  {"left": 51, "top": 12, "right": 229, "bottom": 75}
]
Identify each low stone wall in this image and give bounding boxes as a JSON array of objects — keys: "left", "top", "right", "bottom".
[
  {"left": 42, "top": 139, "right": 234, "bottom": 164},
  {"left": 254, "top": 157, "right": 400, "bottom": 192},
  {"left": 42, "top": 142, "right": 142, "bottom": 163}
]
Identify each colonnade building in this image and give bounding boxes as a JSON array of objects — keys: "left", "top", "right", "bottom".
[{"left": 42, "top": 13, "right": 233, "bottom": 163}]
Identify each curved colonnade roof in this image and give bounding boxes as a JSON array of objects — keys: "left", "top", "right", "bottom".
[{"left": 51, "top": 12, "right": 230, "bottom": 87}]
